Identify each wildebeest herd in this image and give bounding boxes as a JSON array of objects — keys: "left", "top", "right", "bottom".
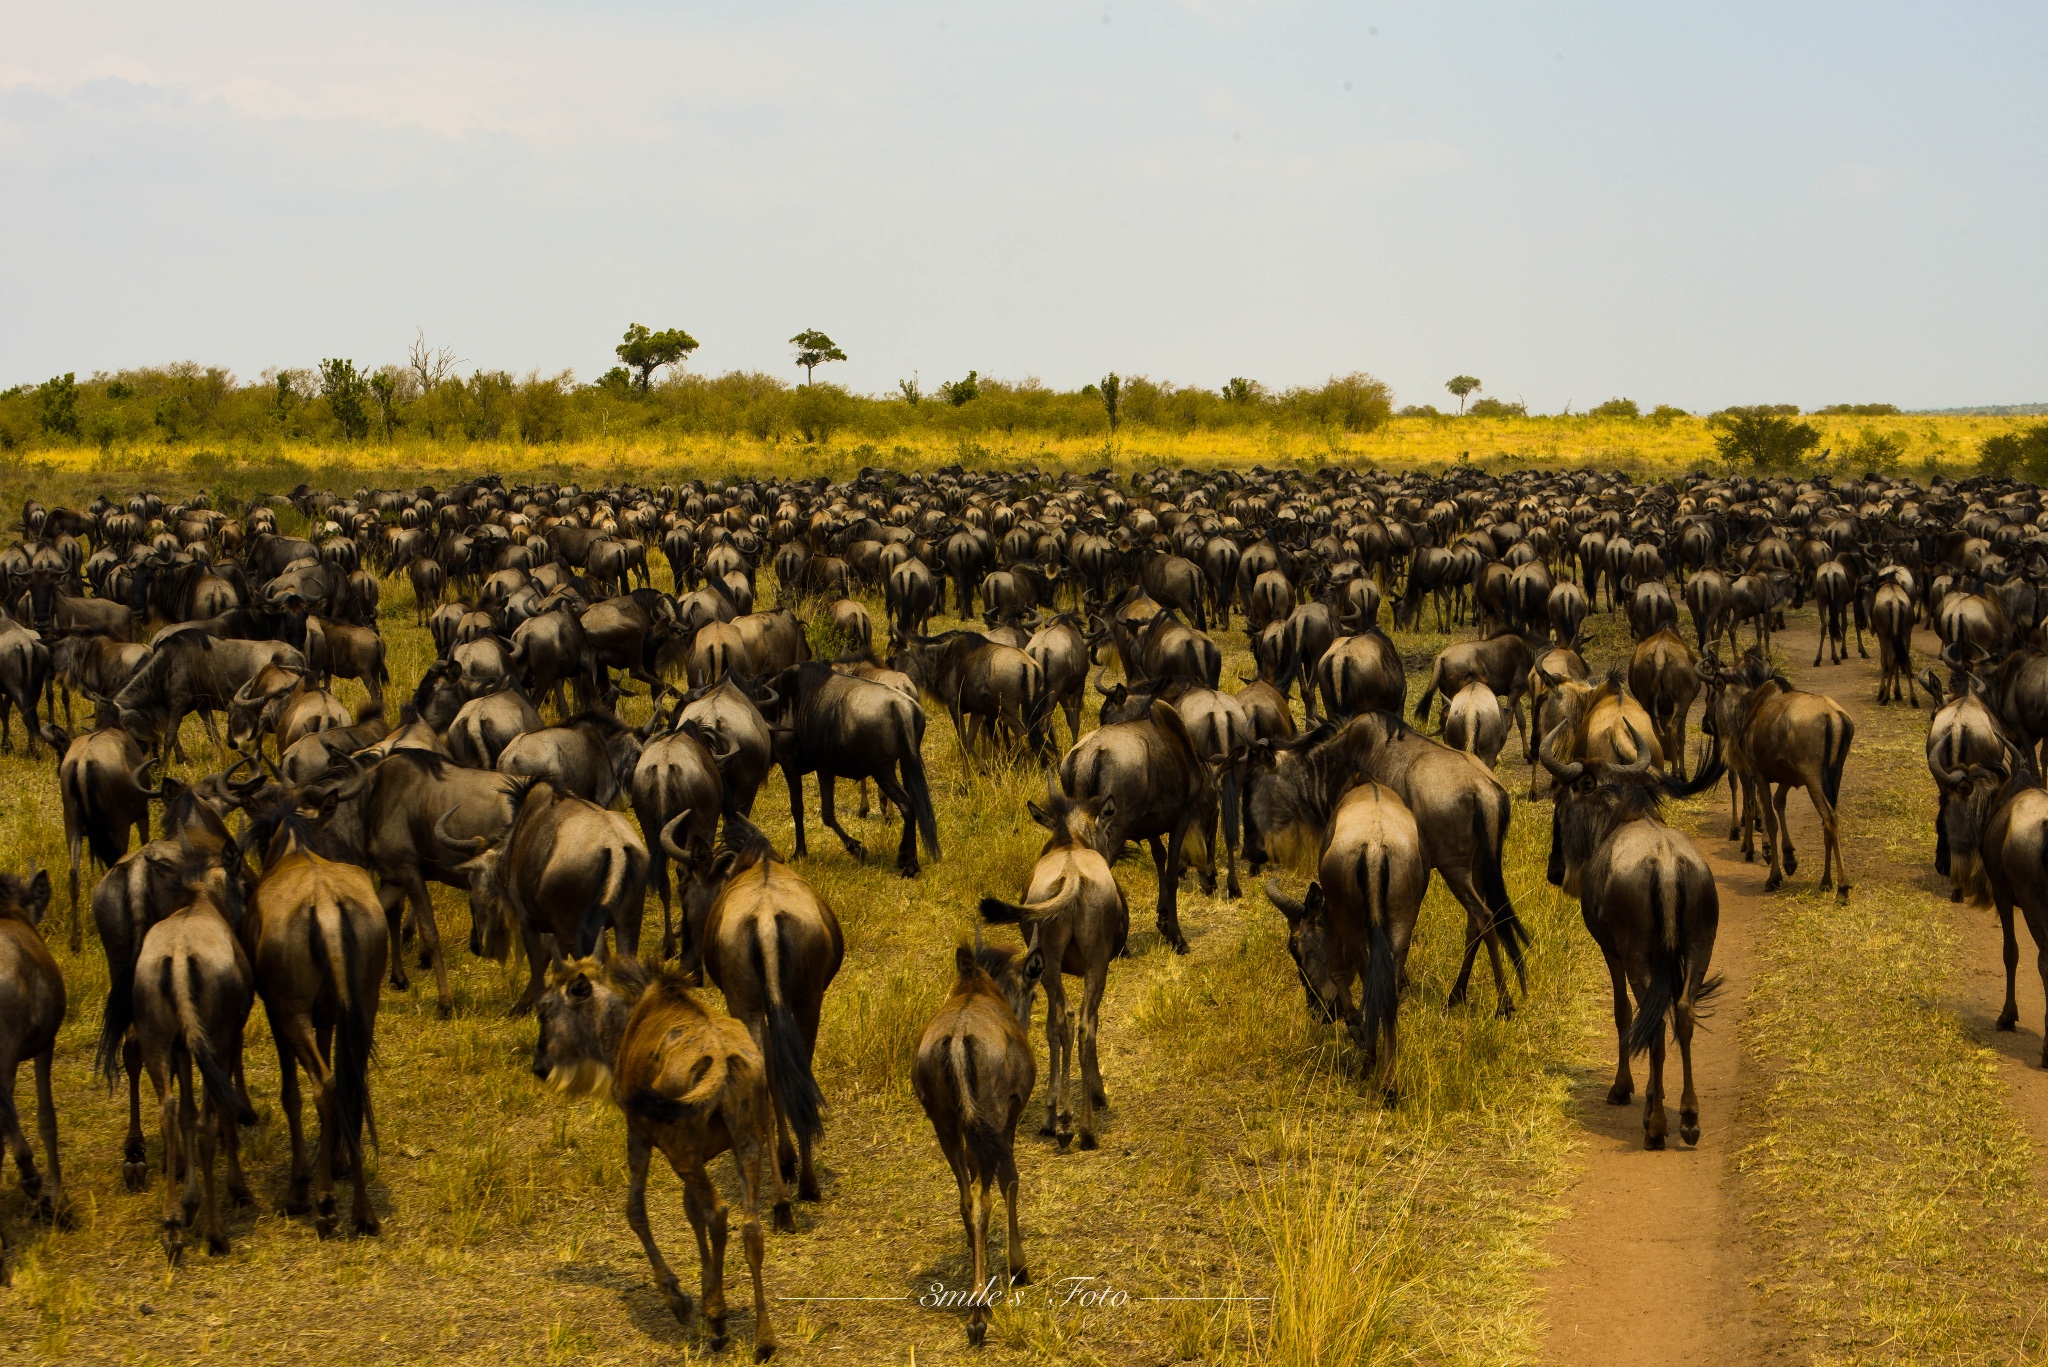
[{"left": 1, "top": 463, "right": 2045, "bottom": 1356}]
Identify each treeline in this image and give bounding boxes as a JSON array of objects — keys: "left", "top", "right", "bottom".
[{"left": 0, "top": 361, "right": 1411, "bottom": 451}]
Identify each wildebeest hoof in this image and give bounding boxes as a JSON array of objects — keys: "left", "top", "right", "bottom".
[
  {"left": 389, "top": 970, "right": 410, "bottom": 991},
  {"left": 1951, "top": 888, "right": 1964, "bottom": 903},
  {"left": 799, "top": 1177, "right": 821, "bottom": 1202},
  {"left": 967, "top": 1320, "right": 987, "bottom": 1348},
  {"left": 1999, "top": 1014, "right": 2019, "bottom": 1032},
  {"left": 1011, "top": 1266, "right": 1032, "bottom": 1287},
  {"left": 1764, "top": 874, "right": 1783, "bottom": 892},
  {"left": 1680, "top": 1119, "right": 1701, "bottom": 1146},
  {"left": 229, "top": 1186, "right": 254, "bottom": 1208},
  {"left": 1643, "top": 1133, "right": 1665, "bottom": 1151},
  {"left": 1836, "top": 885, "right": 1851, "bottom": 903},
  {"left": 1078, "top": 1131, "right": 1099, "bottom": 1151},
  {"left": 285, "top": 1195, "right": 311, "bottom": 1216},
  {"left": 843, "top": 840, "right": 868, "bottom": 864},
  {"left": 356, "top": 1215, "right": 381, "bottom": 1237},
  {"left": 207, "top": 1234, "right": 231, "bottom": 1256},
  {"left": 897, "top": 861, "right": 919, "bottom": 879},
  {"left": 1054, "top": 1130, "right": 1073, "bottom": 1151},
  {"left": 1495, "top": 1000, "right": 1516, "bottom": 1020},
  {"left": 1607, "top": 1084, "right": 1632, "bottom": 1105},
  {"left": 1783, "top": 854, "right": 1799, "bottom": 874},
  {"left": 122, "top": 1162, "right": 148, "bottom": 1192},
  {"left": 1039, "top": 1122, "right": 1058, "bottom": 1137},
  {"left": 754, "top": 1344, "right": 776, "bottom": 1363},
  {"left": 417, "top": 947, "right": 434, "bottom": 970},
  {"left": 773, "top": 1201, "right": 795, "bottom": 1234},
  {"left": 315, "top": 1216, "right": 338, "bottom": 1239},
  {"left": 778, "top": 1154, "right": 797, "bottom": 1182},
  {"left": 162, "top": 1226, "right": 183, "bottom": 1265},
  {"left": 1090, "top": 1088, "right": 1107, "bottom": 1108}
]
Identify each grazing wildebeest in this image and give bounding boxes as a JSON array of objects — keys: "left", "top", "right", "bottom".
[
  {"left": 278, "top": 702, "right": 390, "bottom": 786},
  {"left": 1542, "top": 729, "right": 1727, "bottom": 1147},
  {"left": 1262, "top": 780, "right": 1426, "bottom": 1092},
  {"left": 895, "top": 630, "right": 1048, "bottom": 765},
  {"left": 673, "top": 814, "right": 843, "bottom": 1206},
  {"left": 1927, "top": 683, "right": 2017, "bottom": 901},
  {"left": 1872, "top": 568, "right": 1919, "bottom": 706},
  {"left": 1058, "top": 701, "right": 1210, "bottom": 953},
  {"left": 114, "top": 628, "right": 307, "bottom": 762},
  {"left": 0, "top": 869, "right": 64, "bottom": 1279},
  {"left": 532, "top": 953, "right": 786, "bottom": 1359},
  {"left": 495, "top": 709, "right": 648, "bottom": 808},
  {"left": 132, "top": 854, "right": 256, "bottom": 1262},
  {"left": 439, "top": 780, "right": 651, "bottom": 1012},
  {"left": 913, "top": 941, "right": 1043, "bottom": 1347},
  {"left": 761, "top": 662, "right": 940, "bottom": 876},
  {"left": 239, "top": 802, "right": 387, "bottom": 1238},
  {"left": 978, "top": 789, "right": 1128, "bottom": 1149},
  {"left": 1628, "top": 629, "right": 1700, "bottom": 780},
  {"left": 47, "top": 632, "right": 150, "bottom": 732},
  {"left": 1245, "top": 712, "right": 1526, "bottom": 1015}
]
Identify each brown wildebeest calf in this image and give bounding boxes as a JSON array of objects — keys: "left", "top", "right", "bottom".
[
  {"left": 978, "top": 789, "right": 1128, "bottom": 1149},
  {"left": 1263, "top": 781, "right": 1427, "bottom": 1093},
  {"left": 241, "top": 801, "right": 387, "bottom": 1238},
  {"left": 1543, "top": 737, "right": 1727, "bottom": 1148},
  {"left": 913, "top": 940, "right": 1043, "bottom": 1346},
  {"left": 533, "top": 951, "right": 785, "bottom": 1360},
  {"left": 132, "top": 853, "right": 256, "bottom": 1261},
  {"left": 672, "top": 814, "right": 843, "bottom": 1207},
  {"left": 0, "top": 869, "right": 64, "bottom": 1283}
]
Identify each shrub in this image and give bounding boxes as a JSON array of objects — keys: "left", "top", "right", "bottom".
[
  {"left": 1588, "top": 397, "right": 1639, "bottom": 419},
  {"left": 1467, "top": 397, "right": 1527, "bottom": 418},
  {"left": 1710, "top": 406, "right": 1821, "bottom": 469},
  {"left": 1979, "top": 423, "right": 2048, "bottom": 482}
]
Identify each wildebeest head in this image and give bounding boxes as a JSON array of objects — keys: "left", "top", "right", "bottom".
[
  {"left": 1263, "top": 879, "right": 1341, "bottom": 1023},
  {"left": 1935, "top": 740, "right": 2029, "bottom": 905},
  {"left": 0, "top": 868, "right": 53, "bottom": 928},
  {"left": 1023, "top": 786, "right": 1116, "bottom": 859},
  {"left": 966, "top": 935, "right": 1045, "bottom": 1036},
  {"left": 531, "top": 940, "right": 649, "bottom": 1090},
  {"left": 1541, "top": 720, "right": 1725, "bottom": 896}
]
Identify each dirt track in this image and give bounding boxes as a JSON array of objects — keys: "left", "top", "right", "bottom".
[{"left": 1539, "top": 616, "right": 2048, "bottom": 1364}]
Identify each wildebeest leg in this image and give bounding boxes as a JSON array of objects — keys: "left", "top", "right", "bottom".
[
  {"left": 649, "top": 845, "right": 673, "bottom": 963},
  {"left": 1675, "top": 994, "right": 1701, "bottom": 1146},
  {"left": 380, "top": 885, "right": 412, "bottom": 990},
  {"left": 1996, "top": 897, "right": 2021, "bottom": 1030},
  {"left": 1158, "top": 827, "right": 1191, "bottom": 953},
  {"left": 122, "top": 1033, "right": 148, "bottom": 1190},
  {"left": 269, "top": 1010, "right": 311, "bottom": 1216},
  {"left": 815, "top": 775, "right": 867, "bottom": 864},
  {"left": 1041, "top": 973, "right": 1073, "bottom": 1147},
  {"left": 623, "top": 1132, "right": 693, "bottom": 1325},
  {"left": 1218, "top": 768, "right": 1242, "bottom": 899},
  {"left": 1604, "top": 958, "right": 1635, "bottom": 1105},
  {"left": 682, "top": 1166, "right": 735, "bottom": 1350},
  {"left": 175, "top": 1052, "right": 204, "bottom": 1237},
  {"left": 1812, "top": 786, "right": 1848, "bottom": 900},
  {"left": 1442, "top": 871, "right": 1516, "bottom": 1014},
  {"left": 511, "top": 925, "right": 548, "bottom": 1017},
  {"left": 1762, "top": 785, "right": 1789, "bottom": 892},
  {"left": 149, "top": 1047, "right": 183, "bottom": 1262},
  {"left": 724, "top": 1129, "right": 779, "bottom": 1359},
  {"left": 220, "top": 1044, "right": 252, "bottom": 1207},
  {"left": 784, "top": 767, "right": 810, "bottom": 859},
  {"left": 1001, "top": 1144, "right": 1029, "bottom": 1288},
  {"left": 1775, "top": 784, "right": 1799, "bottom": 875},
  {"left": 29, "top": 1053, "right": 63, "bottom": 1226},
  {"left": 1641, "top": 977, "right": 1669, "bottom": 1149},
  {"left": 1194, "top": 796, "right": 1220, "bottom": 896},
  {"left": 871, "top": 767, "right": 921, "bottom": 877},
  {"left": 1077, "top": 962, "right": 1109, "bottom": 1150},
  {"left": 407, "top": 880, "right": 453, "bottom": 1015}
]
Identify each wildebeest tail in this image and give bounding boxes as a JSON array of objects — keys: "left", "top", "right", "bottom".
[
  {"left": 311, "top": 898, "right": 377, "bottom": 1160},
  {"left": 1628, "top": 859, "right": 1684, "bottom": 1057},
  {"left": 900, "top": 743, "right": 941, "bottom": 860},
  {"left": 72, "top": 762, "right": 124, "bottom": 869},
  {"left": 1472, "top": 794, "right": 1527, "bottom": 969},
  {"left": 752, "top": 920, "right": 824, "bottom": 1144},
  {"left": 1413, "top": 665, "right": 1439, "bottom": 722},
  {"left": 1819, "top": 715, "right": 1844, "bottom": 808},
  {"left": 575, "top": 846, "right": 620, "bottom": 957},
  {"left": 174, "top": 954, "right": 254, "bottom": 1125},
  {"left": 1361, "top": 846, "right": 1398, "bottom": 1064},
  {"left": 949, "top": 1034, "right": 1007, "bottom": 1176}
]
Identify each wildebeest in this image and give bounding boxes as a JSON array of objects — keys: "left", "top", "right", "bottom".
[
  {"left": 1628, "top": 629, "right": 1700, "bottom": 780},
  {"left": 631, "top": 725, "right": 727, "bottom": 965},
  {"left": 447, "top": 684, "right": 545, "bottom": 769},
  {"left": 913, "top": 941, "right": 1042, "bottom": 1347},
  {"left": 1025, "top": 613, "right": 1091, "bottom": 748},
  {"left": 1312, "top": 627, "right": 1407, "bottom": 720},
  {"left": 1542, "top": 738, "right": 1727, "bottom": 1147},
  {"left": 532, "top": 953, "right": 787, "bottom": 1359},
  {"left": 1262, "top": 780, "right": 1427, "bottom": 1092},
  {"left": 114, "top": 628, "right": 307, "bottom": 762},
  {"left": 1058, "top": 700, "right": 1210, "bottom": 954},
  {"left": 44, "top": 721, "right": 160, "bottom": 951},
  {"left": 895, "top": 631, "right": 1049, "bottom": 765},
  {"left": 131, "top": 852, "right": 256, "bottom": 1261},
  {"left": 1872, "top": 568, "right": 1920, "bottom": 706},
  {"left": 978, "top": 789, "right": 1128, "bottom": 1149},
  {"left": 1442, "top": 681, "right": 1508, "bottom": 768},
  {"left": 761, "top": 662, "right": 940, "bottom": 876},
  {"left": 0, "top": 614, "right": 49, "bottom": 757},
  {"left": 1704, "top": 652, "right": 1855, "bottom": 898},
  {"left": 676, "top": 814, "right": 843, "bottom": 1206},
  {"left": 495, "top": 709, "right": 648, "bottom": 808},
  {"left": 1097, "top": 677, "right": 1254, "bottom": 898},
  {"left": 1811, "top": 559, "right": 1864, "bottom": 666},
  {"left": 0, "top": 868, "right": 64, "bottom": 1278},
  {"left": 302, "top": 616, "right": 388, "bottom": 708},
  {"left": 1414, "top": 628, "right": 1540, "bottom": 754}
]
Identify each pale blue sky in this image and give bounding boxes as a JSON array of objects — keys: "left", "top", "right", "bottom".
[{"left": 3, "top": 2, "right": 2044, "bottom": 410}]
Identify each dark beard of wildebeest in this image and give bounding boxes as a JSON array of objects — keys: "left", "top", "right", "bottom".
[
  {"left": 112, "top": 628, "right": 308, "bottom": 764},
  {"left": 1542, "top": 734, "right": 1728, "bottom": 1149},
  {"left": 665, "top": 812, "right": 842, "bottom": 1207},
  {"left": 0, "top": 867, "right": 65, "bottom": 1275},
  {"left": 1244, "top": 711, "right": 1528, "bottom": 1016},
  {"left": 237, "top": 791, "right": 388, "bottom": 1239},
  {"left": 894, "top": 630, "right": 1050, "bottom": 767},
  {"left": 1096, "top": 678, "right": 1251, "bottom": 899},
  {"left": 531, "top": 953, "right": 788, "bottom": 1360},
  {"left": 435, "top": 778, "right": 651, "bottom": 1015},
  {"left": 913, "top": 942, "right": 1043, "bottom": 1348},
  {"left": 1263, "top": 780, "right": 1427, "bottom": 1097},
  {"left": 131, "top": 854, "right": 257, "bottom": 1263},
  {"left": 303, "top": 747, "right": 518, "bottom": 1014},
  {"left": 1058, "top": 699, "right": 1213, "bottom": 954},
  {"left": 977, "top": 788, "right": 1128, "bottom": 1150},
  {"left": 759, "top": 661, "right": 940, "bottom": 876}
]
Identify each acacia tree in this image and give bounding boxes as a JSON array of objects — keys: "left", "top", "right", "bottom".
[
  {"left": 1446, "top": 375, "right": 1481, "bottom": 414},
  {"left": 319, "top": 358, "right": 371, "bottom": 441},
  {"left": 1101, "top": 372, "right": 1122, "bottom": 436},
  {"left": 789, "top": 329, "right": 847, "bottom": 385},
  {"left": 616, "top": 322, "right": 699, "bottom": 392},
  {"left": 1711, "top": 406, "right": 1821, "bottom": 470}
]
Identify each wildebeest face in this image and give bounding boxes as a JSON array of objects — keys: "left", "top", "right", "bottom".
[{"left": 1266, "top": 880, "right": 1342, "bottom": 1024}]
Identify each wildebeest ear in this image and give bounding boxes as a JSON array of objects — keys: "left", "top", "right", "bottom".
[
  {"left": 542, "top": 933, "right": 565, "bottom": 973},
  {"left": 1303, "top": 882, "right": 1324, "bottom": 915},
  {"left": 955, "top": 944, "right": 977, "bottom": 980},
  {"left": 568, "top": 974, "right": 593, "bottom": 1000},
  {"left": 1023, "top": 948, "right": 1044, "bottom": 983},
  {"left": 26, "top": 870, "right": 50, "bottom": 921},
  {"left": 1025, "top": 800, "right": 1052, "bottom": 830},
  {"left": 1097, "top": 795, "right": 1116, "bottom": 826},
  {"left": 317, "top": 787, "right": 341, "bottom": 821}
]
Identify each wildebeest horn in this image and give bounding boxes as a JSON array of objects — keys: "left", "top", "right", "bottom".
[
  {"left": 131, "top": 761, "right": 164, "bottom": 798},
  {"left": 432, "top": 809, "right": 491, "bottom": 859},
  {"left": 1614, "top": 721, "right": 1653, "bottom": 775},
  {"left": 1538, "top": 717, "right": 1583, "bottom": 784},
  {"left": 658, "top": 811, "right": 695, "bottom": 862}
]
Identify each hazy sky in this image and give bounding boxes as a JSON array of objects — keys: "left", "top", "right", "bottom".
[{"left": 4, "top": 2, "right": 2044, "bottom": 411}]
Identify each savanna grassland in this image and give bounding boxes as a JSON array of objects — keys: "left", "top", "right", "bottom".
[{"left": 0, "top": 435, "right": 2042, "bottom": 1367}]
